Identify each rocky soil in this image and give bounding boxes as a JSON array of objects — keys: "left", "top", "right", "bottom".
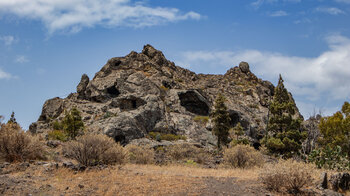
[{"left": 29, "top": 45, "right": 302, "bottom": 147}]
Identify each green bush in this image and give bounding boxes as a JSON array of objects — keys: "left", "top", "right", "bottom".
[
  {"left": 47, "top": 130, "right": 68, "bottom": 142},
  {"left": 166, "top": 144, "right": 211, "bottom": 164},
  {"left": 148, "top": 132, "right": 186, "bottom": 141},
  {"left": 193, "top": 116, "right": 209, "bottom": 125},
  {"left": 62, "top": 107, "right": 84, "bottom": 139},
  {"left": 308, "top": 145, "right": 350, "bottom": 171},
  {"left": 52, "top": 120, "right": 63, "bottom": 130}
]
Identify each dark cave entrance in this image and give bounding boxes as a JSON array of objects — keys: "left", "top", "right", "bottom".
[
  {"left": 178, "top": 91, "right": 209, "bottom": 116},
  {"left": 114, "top": 135, "right": 126, "bottom": 145},
  {"left": 106, "top": 86, "right": 120, "bottom": 98}
]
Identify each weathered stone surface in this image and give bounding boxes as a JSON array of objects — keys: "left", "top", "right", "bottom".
[
  {"left": 32, "top": 45, "right": 302, "bottom": 147},
  {"left": 330, "top": 173, "right": 350, "bottom": 191},
  {"left": 77, "top": 74, "right": 90, "bottom": 99},
  {"left": 239, "top": 61, "right": 250, "bottom": 73}
]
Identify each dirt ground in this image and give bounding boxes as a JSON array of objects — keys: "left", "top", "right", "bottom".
[{"left": 0, "top": 162, "right": 271, "bottom": 196}]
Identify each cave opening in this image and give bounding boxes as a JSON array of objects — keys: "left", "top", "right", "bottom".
[
  {"left": 114, "top": 135, "right": 126, "bottom": 145},
  {"left": 178, "top": 91, "right": 209, "bottom": 116},
  {"left": 106, "top": 86, "right": 120, "bottom": 98}
]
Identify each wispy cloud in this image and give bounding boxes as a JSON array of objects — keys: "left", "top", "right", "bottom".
[
  {"left": 314, "top": 7, "right": 345, "bottom": 15},
  {"left": 0, "top": 35, "right": 17, "bottom": 46},
  {"left": 0, "top": 0, "right": 201, "bottom": 34},
  {"left": 176, "top": 35, "right": 350, "bottom": 116},
  {"left": 0, "top": 68, "right": 14, "bottom": 79},
  {"left": 15, "top": 55, "right": 29, "bottom": 63},
  {"left": 268, "top": 10, "right": 288, "bottom": 17},
  {"left": 251, "top": 0, "right": 300, "bottom": 9}
]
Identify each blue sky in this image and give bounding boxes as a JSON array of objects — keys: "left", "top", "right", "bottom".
[{"left": 1, "top": 0, "right": 350, "bottom": 129}]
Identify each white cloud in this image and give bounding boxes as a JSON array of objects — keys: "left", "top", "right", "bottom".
[
  {"left": 0, "top": 0, "right": 201, "bottom": 34},
  {"left": 0, "top": 35, "right": 17, "bottom": 46},
  {"left": 176, "top": 35, "right": 350, "bottom": 116},
  {"left": 251, "top": 0, "right": 300, "bottom": 9},
  {"left": 314, "top": 7, "right": 345, "bottom": 15},
  {"left": 15, "top": 55, "right": 29, "bottom": 63},
  {"left": 0, "top": 68, "right": 14, "bottom": 79},
  {"left": 269, "top": 10, "right": 288, "bottom": 17}
]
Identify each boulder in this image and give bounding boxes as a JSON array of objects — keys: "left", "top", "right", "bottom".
[{"left": 239, "top": 61, "right": 250, "bottom": 73}]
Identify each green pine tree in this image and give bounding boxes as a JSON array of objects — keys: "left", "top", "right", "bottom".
[
  {"left": 265, "top": 75, "right": 304, "bottom": 157},
  {"left": 62, "top": 107, "right": 84, "bottom": 139},
  {"left": 211, "top": 93, "right": 231, "bottom": 149}
]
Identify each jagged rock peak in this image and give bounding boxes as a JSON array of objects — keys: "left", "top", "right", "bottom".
[{"left": 30, "top": 45, "right": 302, "bottom": 149}]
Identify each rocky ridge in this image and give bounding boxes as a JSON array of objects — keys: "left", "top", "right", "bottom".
[{"left": 30, "top": 45, "right": 301, "bottom": 147}]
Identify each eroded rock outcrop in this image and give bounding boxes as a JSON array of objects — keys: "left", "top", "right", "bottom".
[{"left": 30, "top": 44, "right": 302, "bottom": 147}]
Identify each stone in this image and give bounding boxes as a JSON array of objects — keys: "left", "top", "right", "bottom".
[
  {"left": 319, "top": 172, "right": 328, "bottom": 189},
  {"left": 77, "top": 74, "right": 90, "bottom": 99},
  {"left": 31, "top": 45, "right": 302, "bottom": 148},
  {"left": 239, "top": 61, "right": 250, "bottom": 73},
  {"left": 330, "top": 173, "right": 350, "bottom": 191},
  {"left": 47, "top": 140, "right": 62, "bottom": 148}
]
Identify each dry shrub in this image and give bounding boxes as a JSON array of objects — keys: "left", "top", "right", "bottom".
[
  {"left": 63, "top": 134, "right": 126, "bottom": 166},
  {"left": 259, "top": 159, "right": 314, "bottom": 193},
  {"left": 166, "top": 144, "right": 211, "bottom": 164},
  {"left": 125, "top": 145, "right": 155, "bottom": 164},
  {"left": 223, "top": 144, "right": 264, "bottom": 168},
  {"left": 0, "top": 123, "right": 46, "bottom": 162}
]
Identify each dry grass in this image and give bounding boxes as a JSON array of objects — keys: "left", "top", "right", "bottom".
[
  {"left": 125, "top": 144, "right": 155, "bottom": 164},
  {"left": 0, "top": 123, "right": 46, "bottom": 162},
  {"left": 166, "top": 143, "right": 211, "bottom": 164},
  {"left": 259, "top": 159, "right": 315, "bottom": 193},
  {"left": 5, "top": 163, "right": 263, "bottom": 195}
]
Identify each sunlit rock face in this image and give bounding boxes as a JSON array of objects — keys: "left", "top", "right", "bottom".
[{"left": 30, "top": 44, "right": 302, "bottom": 147}]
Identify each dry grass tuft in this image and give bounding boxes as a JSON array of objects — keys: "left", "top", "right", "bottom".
[
  {"left": 166, "top": 143, "right": 211, "bottom": 164},
  {"left": 125, "top": 144, "right": 155, "bottom": 164},
  {"left": 0, "top": 123, "right": 46, "bottom": 162},
  {"left": 223, "top": 144, "right": 264, "bottom": 169},
  {"left": 259, "top": 159, "right": 314, "bottom": 193},
  {"left": 63, "top": 134, "right": 126, "bottom": 166}
]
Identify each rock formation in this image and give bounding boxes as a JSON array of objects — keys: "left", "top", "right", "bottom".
[{"left": 30, "top": 45, "right": 302, "bottom": 147}]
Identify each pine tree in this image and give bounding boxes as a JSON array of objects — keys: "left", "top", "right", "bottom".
[
  {"left": 62, "top": 108, "right": 84, "bottom": 139},
  {"left": 7, "top": 112, "right": 17, "bottom": 124},
  {"left": 211, "top": 93, "right": 231, "bottom": 149},
  {"left": 265, "top": 75, "right": 304, "bottom": 157}
]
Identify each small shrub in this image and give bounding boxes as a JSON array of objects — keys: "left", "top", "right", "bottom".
[
  {"left": 193, "top": 116, "right": 209, "bottom": 125},
  {"left": 148, "top": 132, "right": 186, "bottom": 141},
  {"left": 260, "top": 159, "right": 313, "bottom": 193},
  {"left": 63, "top": 134, "right": 126, "bottom": 166},
  {"left": 166, "top": 144, "right": 211, "bottom": 164},
  {"left": 223, "top": 144, "right": 264, "bottom": 168},
  {"left": 62, "top": 108, "right": 84, "bottom": 139},
  {"left": 125, "top": 145, "right": 155, "bottom": 164},
  {"left": 47, "top": 130, "right": 68, "bottom": 142},
  {"left": 308, "top": 145, "right": 350, "bottom": 171},
  {"left": 0, "top": 123, "right": 46, "bottom": 162},
  {"left": 52, "top": 120, "right": 63, "bottom": 130}
]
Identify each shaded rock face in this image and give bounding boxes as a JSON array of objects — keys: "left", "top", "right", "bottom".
[{"left": 31, "top": 44, "right": 302, "bottom": 147}]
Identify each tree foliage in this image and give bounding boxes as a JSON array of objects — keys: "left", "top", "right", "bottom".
[
  {"left": 318, "top": 101, "right": 350, "bottom": 155},
  {"left": 265, "top": 75, "right": 305, "bottom": 157},
  {"left": 211, "top": 93, "right": 231, "bottom": 149},
  {"left": 62, "top": 107, "right": 84, "bottom": 140},
  {"left": 7, "top": 112, "right": 17, "bottom": 124}
]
